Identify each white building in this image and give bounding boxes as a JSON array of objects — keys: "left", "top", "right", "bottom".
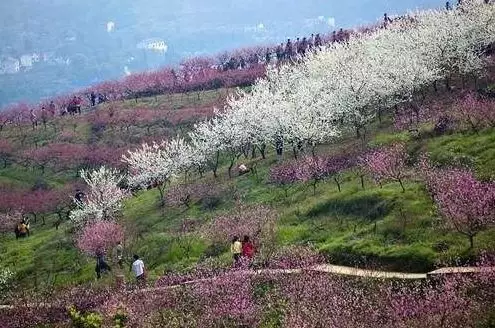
[
  {"left": 0, "top": 57, "right": 20, "bottom": 75},
  {"left": 20, "top": 54, "right": 34, "bottom": 68},
  {"left": 137, "top": 38, "right": 168, "bottom": 53}
]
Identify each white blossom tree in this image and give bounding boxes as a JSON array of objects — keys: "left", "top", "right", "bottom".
[{"left": 69, "top": 166, "right": 128, "bottom": 227}]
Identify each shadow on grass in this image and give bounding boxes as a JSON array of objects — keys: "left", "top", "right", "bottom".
[{"left": 306, "top": 194, "right": 393, "bottom": 222}]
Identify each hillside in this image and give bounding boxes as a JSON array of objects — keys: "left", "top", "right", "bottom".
[
  {"left": 1, "top": 3, "right": 495, "bottom": 328},
  {"left": 1, "top": 73, "right": 495, "bottom": 290}
]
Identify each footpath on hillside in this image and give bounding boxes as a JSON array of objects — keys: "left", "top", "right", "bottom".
[
  {"left": 2, "top": 263, "right": 494, "bottom": 310},
  {"left": 145, "top": 263, "right": 495, "bottom": 293}
]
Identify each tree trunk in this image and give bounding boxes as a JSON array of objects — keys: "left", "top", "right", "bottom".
[
  {"left": 468, "top": 234, "right": 474, "bottom": 249},
  {"left": 398, "top": 178, "right": 405, "bottom": 192},
  {"left": 157, "top": 184, "right": 166, "bottom": 206},
  {"left": 292, "top": 146, "right": 298, "bottom": 160},
  {"left": 228, "top": 155, "right": 236, "bottom": 179},
  {"left": 334, "top": 177, "right": 341, "bottom": 192},
  {"left": 212, "top": 151, "right": 220, "bottom": 178},
  {"left": 258, "top": 144, "right": 266, "bottom": 159}
]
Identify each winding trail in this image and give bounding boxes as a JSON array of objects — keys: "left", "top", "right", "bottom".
[{"left": 2, "top": 264, "right": 493, "bottom": 310}]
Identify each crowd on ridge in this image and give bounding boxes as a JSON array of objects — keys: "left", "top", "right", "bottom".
[{"left": 6, "top": 0, "right": 494, "bottom": 127}]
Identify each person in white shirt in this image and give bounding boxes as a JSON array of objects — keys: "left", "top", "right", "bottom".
[{"left": 131, "top": 254, "right": 145, "bottom": 286}]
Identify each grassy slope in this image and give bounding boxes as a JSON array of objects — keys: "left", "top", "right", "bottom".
[{"left": 1, "top": 88, "right": 495, "bottom": 291}]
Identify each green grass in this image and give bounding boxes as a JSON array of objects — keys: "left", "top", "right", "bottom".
[{"left": 1, "top": 89, "right": 495, "bottom": 291}]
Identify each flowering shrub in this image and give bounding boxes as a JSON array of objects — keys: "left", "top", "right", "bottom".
[
  {"left": 202, "top": 205, "right": 276, "bottom": 245},
  {"left": 266, "top": 245, "right": 325, "bottom": 269},
  {"left": 453, "top": 93, "right": 495, "bottom": 132},
  {"left": 426, "top": 167, "right": 495, "bottom": 249},
  {"left": 359, "top": 143, "right": 409, "bottom": 192},
  {"left": 76, "top": 221, "right": 125, "bottom": 256},
  {"left": 0, "top": 268, "right": 14, "bottom": 298},
  {"left": 270, "top": 155, "right": 353, "bottom": 196},
  {"left": 165, "top": 183, "right": 223, "bottom": 208},
  {"left": 193, "top": 273, "right": 259, "bottom": 327},
  {"left": 0, "top": 211, "right": 21, "bottom": 233},
  {"left": 269, "top": 160, "right": 300, "bottom": 197}
]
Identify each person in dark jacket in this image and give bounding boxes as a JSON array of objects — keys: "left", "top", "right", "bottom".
[{"left": 95, "top": 252, "right": 111, "bottom": 279}]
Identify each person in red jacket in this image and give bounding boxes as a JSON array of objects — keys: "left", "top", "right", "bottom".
[{"left": 242, "top": 235, "right": 255, "bottom": 268}]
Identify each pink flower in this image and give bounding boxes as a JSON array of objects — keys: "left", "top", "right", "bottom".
[{"left": 76, "top": 221, "right": 124, "bottom": 256}]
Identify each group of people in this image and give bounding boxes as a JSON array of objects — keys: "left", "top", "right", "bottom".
[
  {"left": 94, "top": 242, "right": 146, "bottom": 286},
  {"left": 222, "top": 31, "right": 342, "bottom": 70},
  {"left": 14, "top": 217, "right": 30, "bottom": 239},
  {"left": 231, "top": 235, "right": 255, "bottom": 267},
  {"left": 445, "top": 0, "right": 492, "bottom": 10},
  {"left": 446, "top": 0, "right": 492, "bottom": 10}
]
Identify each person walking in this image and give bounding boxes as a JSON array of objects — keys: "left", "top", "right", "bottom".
[
  {"left": 115, "top": 242, "right": 124, "bottom": 269},
  {"left": 95, "top": 253, "right": 111, "bottom": 279},
  {"left": 241, "top": 235, "right": 255, "bottom": 268},
  {"left": 131, "top": 254, "right": 146, "bottom": 286},
  {"left": 231, "top": 236, "right": 242, "bottom": 267},
  {"left": 15, "top": 220, "right": 29, "bottom": 239},
  {"left": 90, "top": 92, "right": 96, "bottom": 107}
]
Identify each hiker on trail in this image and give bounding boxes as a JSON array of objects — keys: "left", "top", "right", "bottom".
[
  {"left": 241, "top": 235, "right": 255, "bottom": 267},
  {"left": 29, "top": 109, "right": 37, "bottom": 130},
  {"left": 383, "top": 13, "right": 393, "bottom": 27},
  {"left": 90, "top": 92, "right": 96, "bottom": 107},
  {"left": 240, "top": 56, "right": 247, "bottom": 69},
  {"left": 49, "top": 101, "right": 56, "bottom": 115},
  {"left": 265, "top": 48, "right": 271, "bottom": 63},
  {"left": 70, "top": 96, "right": 82, "bottom": 114},
  {"left": 15, "top": 218, "right": 30, "bottom": 239},
  {"left": 314, "top": 34, "right": 322, "bottom": 48},
  {"left": 285, "top": 39, "right": 293, "bottom": 59},
  {"left": 131, "top": 254, "right": 146, "bottom": 286},
  {"left": 294, "top": 38, "right": 300, "bottom": 55},
  {"left": 276, "top": 43, "right": 284, "bottom": 62},
  {"left": 231, "top": 236, "right": 242, "bottom": 267},
  {"left": 308, "top": 34, "right": 315, "bottom": 50},
  {"left": 40, "top": 106, "right": 48, "bottom": 128},
  {"left": 115, "top": 242, "right": 124, "bottom": 269},
  {"left": 299, "top": 37, "right": 308, "bottom": 56},
  {"left": 95, "top": 252, "right": 111, "bottom": 279}
]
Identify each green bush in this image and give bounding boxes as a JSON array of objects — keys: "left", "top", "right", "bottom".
[{"left": 68, "top": 306, "right": 103, "bottom": 328}]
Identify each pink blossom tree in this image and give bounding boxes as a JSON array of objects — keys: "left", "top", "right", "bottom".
[
  {"left": 326, "top": 155, "right": 354, "bottom": 192},
  {"left": 269, "top": 160, "right": 300, "bottom": 197},
  {"left": 298, "top": 156, "right": 332, "bottom": 195},
  {"left": 453, "top": 93, "right": 495, "bottom": 132},
  {"left": 76, "top": 221, "right": 125, "bottom": 256},
  {"left": 202, "top": 205, "right": 277, "bottom": 260},
  {"left": 359, "top": 143, "right": 409, "bottom": 192},
  {"left": 0, "top": 211, "right": 22, "bottom": 234},
  {"left": 193, "top": 273, "right": 258, "bottom": 327},
  {"left": 385, "top": 275, "right": 480, "bottom": 328},
  {"left": 427, "top": 168, "right": 495, "bottom": 249},
  {"left": 165, "top": 183, "right": 222, "bottom": 208}
]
